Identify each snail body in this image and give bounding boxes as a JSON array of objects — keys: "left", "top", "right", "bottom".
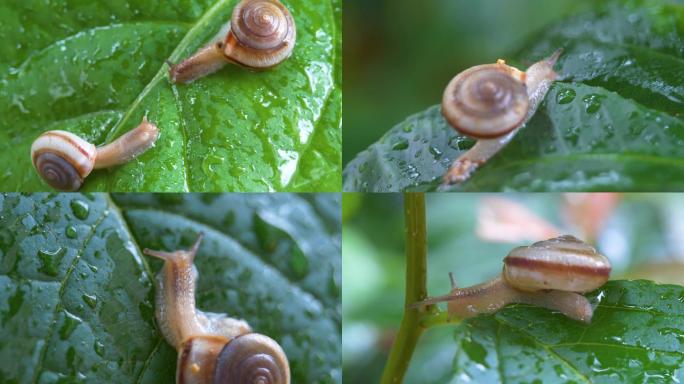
[
  {"left": 31, "top": 117, "right": 159, "bottom": 191},
  {"left": 169, "top": 0, "right": 296, "bottom": 84},
  {"left": 440, "top": 49, "right": 562, "bottom": 186},
  {"left": 412, "top": 235, "right": 611, "bottom": 323},
  {"left": 143, "top": 233, "right": 290, "bottom": 384}
]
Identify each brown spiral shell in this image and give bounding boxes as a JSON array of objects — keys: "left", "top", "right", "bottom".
[
  {"left": 442, "top": 63, "right": 529, "bottom": 139},
  {"left": 214, "top": 333, "right": 290, "bottom": 384},
  {"left": 225, "top": 0, "right": 296, "bottom": 69},
  {"left": 504, "top": 235, "right": 612, "bottom": 293},
  {"left": 30, "top": 130, "right": 96, "bottom": 191}
]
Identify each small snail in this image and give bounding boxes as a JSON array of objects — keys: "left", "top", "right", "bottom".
[
  {"left": 31, "top": 117, "right": 159, "bottom": 191},
  {"left": 412, "top": 235, "right": 611, "bottom": 323},
  {"left": 143, "top": 233, "right": 290, "bottom": 384},
  {"left": 168, "top": 0, "right": 296, "bottom": 84},
  {"left": 440, "top": 49, "right": 563, "bottom": 186}
]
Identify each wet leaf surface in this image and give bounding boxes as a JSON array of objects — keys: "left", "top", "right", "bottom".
[
  {"left": 0, "top": 0, "right": 341, "bottom": 192},
  {"left": 450, "top": 280, "right": 684, "bottom": 383},
  {"left": 0, "top": 193, "right": 341, "bottom": 383},
  {"left": 343, "top": 0, "right": 684, "bottom": 192}
]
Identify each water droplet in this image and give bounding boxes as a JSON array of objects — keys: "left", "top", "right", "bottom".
[
  {"left": 70, "top": 199, "right": 90, "bottom": 220},
  {"left": 201, "top": 153, "right": 224, "bottom": 176},
  {"left": 582, "top": 94, "right": 604, "bottom": 114},
  {"left": 38, "top": 247, "right": 67, "bottom": 277},
  {"left": 82, "top": 293, "right": 98, "bottom": 309},
  {"left": 65, "top": 225, "right": 77, "bottom": 239},
  {"left": 289, "top": 247, "right": 309, "bottom": 279},
  {"left": 429, "top": 146, "right": 443, "bottom": 160},
  {"left": 94, "top": 341, "right": 106, "bottom": 357},
  {"left": 59, "top": 310, "right": 82, "bottom": 340},
  {"left": 556, "top": 88, "right": 576, "bottom": 104},
  {"left": 392, "top": 138, "right": 409, "bottom": 151}
]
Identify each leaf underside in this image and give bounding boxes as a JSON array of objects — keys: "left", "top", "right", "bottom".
[
  {"left": 0, "top": 193, "right": 341, "bottom": 383},
  {"left": 449, "top": 280, "right": 684, "bottom": 383},
  {"left": 343, "top": 0, "right": 684, "bottom": 192},
  {"left": 0, "top": 0, "right": 341, "bottom": 192}
]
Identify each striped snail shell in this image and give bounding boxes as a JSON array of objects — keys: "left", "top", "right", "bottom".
[
  {"left": 412, "top": 235, "right": 611, "bottom": 323},
  {"left": 504, "top": 234, "right": 612, "bottom": 293},
  {"left": 214, "top": 333, "right": 290, "bottom": 384},
  {"left": 30, "top": 118, "right": 159, "bottom": 191},
  {"left": 31, "top": 131, "right": 97, "bottom": 191},
  {"left": 226, "top": 0, "right": 296, "bottom": 69},
  {"left": 442, "top": 61, "right": 529, "bottom": 139}
]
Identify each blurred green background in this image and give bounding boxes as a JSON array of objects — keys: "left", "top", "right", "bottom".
[
  {"left": 343, "top": 0, "right": 596, "bottom": 166},
  {"left": 342, "top": 193, "right": 684, "bottom": 383}
]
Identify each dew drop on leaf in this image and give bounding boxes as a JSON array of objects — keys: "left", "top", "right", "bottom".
[
  {"left": 70, "top": 199, "right": 90, "bottom": 220},
  {"left": 94, "top": 341, "right": 106, "bottom": 358},
  {"left": 37, "top": 247, "right": 66, "bottom": 277},
  {"left": 556, "top": 88, "right": 576, "bottom": 104},
  {"left": 82, "top": 293, "right": 98, "bottom": 309},
  {"left": 289, "top": 247, "right": 309, "bottom": 279},
  {"left": 392, "top": 138, "right": 409, "bottom": 151},
  {"left": 59, "top": 310, "right": 82, "bottom": 340},
  {"left": 582, "top": 94, "right": 604, "bottom": 114},
  {"left": 65, "top": 225, "right": 78, "bottom": 239}
]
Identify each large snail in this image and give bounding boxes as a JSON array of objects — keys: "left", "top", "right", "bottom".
[
  {"left": 440, "top": 49, "right": 562, "bottom": 186},
  {"left": 169, "top": 0, "right": 296, "bottom": 84},
  {"left": 412, "top": 235, "right": 611, "bottom": 323},
  {"left": 143, "top": 233, "right": 290, "bottom": 384},
  {"left": 31, "top": 117, "right": 159, "bottom": 191}
]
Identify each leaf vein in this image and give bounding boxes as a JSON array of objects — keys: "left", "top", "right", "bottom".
[
  {"left": 494, "top": 317, "right": 592, "bottom": 383},
  {"left": 30, "top": 210, "right": 108, "bottom": 383}
]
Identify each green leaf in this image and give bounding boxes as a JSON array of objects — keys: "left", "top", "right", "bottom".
[
  {"left": 0, "top": 193, "right": 341, "bottom": 383},
  {"left": 450, "top": 280, "right": 684, "bottom": 383},
  {"left": 343, "top": 0, "right": 684, "bottom": 192},
  {"left": 0, "top": 0, "right": 341, "bottom": 192}
]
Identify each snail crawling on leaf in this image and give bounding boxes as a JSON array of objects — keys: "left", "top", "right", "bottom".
[
  {"left": 440, "top": 49, "right": 563, "bottom": 186},
  {"left": 144, "top": 233, "right": 290, "bottom": 384},
  {"left": 168, "top": 0, "right": 296, "bottom": 84},
  {"left": 31, "top": 117, "right": 159, "bottom": 191},
  {"left": 412, "top": 235, "right": 611, "bottom": 323}
]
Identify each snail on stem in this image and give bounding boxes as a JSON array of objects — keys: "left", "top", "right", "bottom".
[
  {"left": 440, "top": 49, "right": 563, "bottom": 186},
  {"left": 31, "top": 117, "right": 159, "bottom": 191},
  {"left": 168, "top": 0, "right": 296, "bottom": 84},
  {"left": 411, "top": 235, "right": 611, "bottom": 323},
  {"left": 143, "top": 233, "right": 290, "bottom": 384}
]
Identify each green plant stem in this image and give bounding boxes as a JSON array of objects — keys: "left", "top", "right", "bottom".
[{"left": 380, "top": 193, "right": 428, "bottom": 384}]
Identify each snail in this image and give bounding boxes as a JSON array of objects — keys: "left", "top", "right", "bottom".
[
  {"left": 412, "top": 235, "right": 611, "bottom": 323},
  {"left": 440, "top": 49, "right": 563, "bottom": 186},
  {"left": 168, "top": 0, "right": 296, "bottom": 84},
  {"left": 31, "top": 117, "right": 159, "bottom": 191},
  {"left": 143, "top": 233, "right": 290, "bottom": 384}
]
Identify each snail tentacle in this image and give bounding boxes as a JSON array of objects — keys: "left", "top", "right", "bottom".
[{"left": 94, "top": 117, "right": 159, "bottom": 168}]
